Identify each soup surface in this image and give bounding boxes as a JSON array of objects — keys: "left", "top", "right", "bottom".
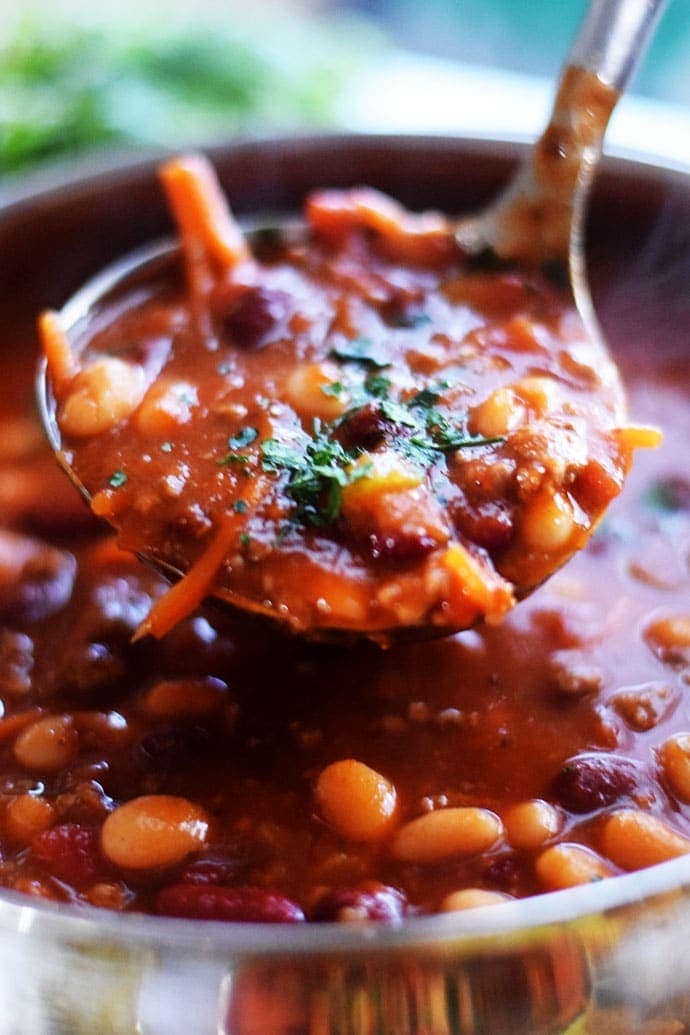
[
  {"left": 43, "top": 156, "right": 653, "bottom": 643},
  {"left": 1, "top": 184, "right": 689, "bottom": 924}
]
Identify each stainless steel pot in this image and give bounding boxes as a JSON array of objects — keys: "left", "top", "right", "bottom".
[{"left": 1, "top": 134, "right": 690, "bottom": 1035}]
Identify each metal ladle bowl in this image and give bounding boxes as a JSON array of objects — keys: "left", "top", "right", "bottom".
[{"left": 37, "top": 0, "right": 667, "bottom": 643}]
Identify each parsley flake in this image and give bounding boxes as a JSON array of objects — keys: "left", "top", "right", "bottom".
[
  {"left": 364, "top": 374, "right": 391, "bottom": 399},
  {"left": 321, "top": 381, "right": 344, "bottom": 399},
  {"left": 408, "top": 382, "right": 449, "bottom": 409},
  {"left": 330, "top": 337, "right": 390, "bottom": 369},
  {"left": 261, "top": 425, "right": 366, "bottom": 527},
  {"left": 239, "top": 532, "right": 251, "bottom": 547},
  {"left": 217, "top": 454, "right": 251, "bottom": 468},
  {"left": 108, "top": 469, "right": 127, "bottom": 489},
  {"left": 233, "top": 499, "right": 249, "bottom": 513},
  {"left": 380, "top": 398, "right": 417, "bottom": 428},
  {"left": 229, "top": 427, "right": 258, "bottom": 450}
]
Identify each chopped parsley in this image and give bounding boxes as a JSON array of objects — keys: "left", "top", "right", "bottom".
[
  {"left": 260, "top": 439, "right": 304, "bottom": 472},
  {"left": 217, "top": 427, "right": 259, "bottom": 470},
  {"left": 261, "top": 422, "right": 370, "bottom": 527},
  {"left": 228, "top": 426, "right": 258, "bottom": 449},
  {"left": 259, "top": 373, "right": 505, "bottom": 528},
  {"left": 320, "top": 381, "right": 344, "bottom": 399},
  {"left": 217, "top": 453, "right": 251, "bottom": 468},
  {"left": 364, "top": 374, "right": 391, "bottom": 399},
  {"left": 408, "top": 381, "right": 450, "bottom": 408},
  {"left": 239, "top": 532, "right": 252, "bottom": 547},
  {"left": 401, "top": 406, "right": 504, "bottom": 466},
  {"left": 233, "top": 499, "right": 249, "bottom": 513},
  {"left": 329, "top": 337, "right": 390, "bottom": 369},
  {"left": 108, "top": 469, "right": 127, "bottom": 489},
  {"left": 379, "top": 398, "right": 417, "bottom": 428}
]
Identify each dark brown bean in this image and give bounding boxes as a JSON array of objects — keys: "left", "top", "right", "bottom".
[
  {"left": 311, "top": 881, "right": 407, "bottom": 923},
  {"left": 156, "top": 884, "right": 305, "bottom": 922}
]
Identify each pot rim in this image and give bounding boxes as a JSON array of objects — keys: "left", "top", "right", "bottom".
[{"left": 4, "top": 130, "right": 690, "bottom": 957}]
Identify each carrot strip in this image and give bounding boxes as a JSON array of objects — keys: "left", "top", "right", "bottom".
[
  {"left": 38, "top": 310, "right": 78, "bottom": 394},
  {"left": 616, "top": 425, "right": 663, "bottom": 452},
  {"left": 159, "top": 154, "right": 250, "bottom": 270},
  {"left": 306, "top": 188, "right": 454, "bottom": 265},
  {"left": 132, "top": 513, "right": 241, "bottom": 642}
]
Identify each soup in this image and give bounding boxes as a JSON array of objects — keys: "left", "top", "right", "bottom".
[{"left": 0, "top": 167, "right": 688, "bottom": 924}]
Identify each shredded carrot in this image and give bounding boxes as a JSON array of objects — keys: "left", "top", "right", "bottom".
[
  {"left": 159, "top": 154, "right": 250, "bottom": 270},
  {"left": 132, "top": 513, "right": 241, "bottom": 642},
  {"left": 616, "top": 425, "right": 663, "bottom": 452},
  {"left": 306, "top": 188, "right": 453, "bottom": 265},
  {"left": 39, "top": 310, "right": 78, "bottom": 393}
]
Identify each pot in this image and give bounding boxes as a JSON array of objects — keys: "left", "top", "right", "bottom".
[{"left": 1, "top": 134, "right": 689, "bottom": 1035}]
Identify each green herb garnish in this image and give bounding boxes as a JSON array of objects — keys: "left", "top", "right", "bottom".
[
  {"left": 108, "top": 469, "right": 127, "bottom": 488},
  {"left": 261, "top": 422, "right": 370, "bottom": 527},
  {"left": 260, "top": 439, "right": 303, "bottom": 472},
  {"left": 379, "top": 398, "right": 417, "bottom": 428},
  {"left": 364, "top": 374, "right": 391, "bottom": 399},
  {"left": 229, "top": 426, "right": 258, "bottom": 449},
  {"left": 320, "top": 381, "right": 344, "bottom": 399},
  {"left": 330, "top": 337, "right": 390, "bottom": 369},
  {"left": 217, "top": 454, "right": 251, "bottom": 468},
  {"left": 260, "top": 376, "right": 505, "bottom": 528},
  {"left": 239, "top": 532, "right": 251, "bottom": 547},
  {"left": 233, "top": 499, "right": 249, "bottom": 513},
  {"left": 408, "top": 381, "right": 450, "bottom": 409}
]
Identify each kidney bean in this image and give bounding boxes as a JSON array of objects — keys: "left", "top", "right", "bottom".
[
  {"left": 476, "top": 853, "right": 522, "bottom": 892},
  {"left": 452, "top": 497, "right": 515, "bottom": 552},
  {"left": 32, "top": 823, "right": 102, "bottom": 885},
  {"left": 551, "top": 754, "right": 645, "bottom": 814},
  {"left": 177, "top": 858, "right": 243, "bottom": 886},
  {"left": 336, "top": 403, "right": 394, "bottom": 451},
  {"left": 138, "top": 724, "right": 212, "bottom": 771},
  {"left": 0, "top": 630, "right": 34, "bottom": 697},
  {"left": 0, "top": 531, "right": 76, "bottom": 624},
  {"left": 311, "top": 881, "right": 407, "bottom": 923},
  {"left": 366, "top": 530, "right": 441, "bottom": 562},
  {"left": 222, "top": 287, "right": 291, "bottom": 349},
  {"left": 156, "top": 884, "right": 305, "bottom": 922}
]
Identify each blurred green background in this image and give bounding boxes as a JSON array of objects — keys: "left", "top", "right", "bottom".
[{"left": 1, "top": 0, "right": 688, "bottom": 177}]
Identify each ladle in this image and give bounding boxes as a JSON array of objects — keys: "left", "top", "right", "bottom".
[{"left": 37, "top": 0, "right": 667, "bottom": 643}]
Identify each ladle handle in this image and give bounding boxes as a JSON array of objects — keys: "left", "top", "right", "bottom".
[
  {"left": 458, "top": 0, "right": 669, "bottom": 266},
  {"left": 569, "top": 0, "right": 668, "bottom": 93}
]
